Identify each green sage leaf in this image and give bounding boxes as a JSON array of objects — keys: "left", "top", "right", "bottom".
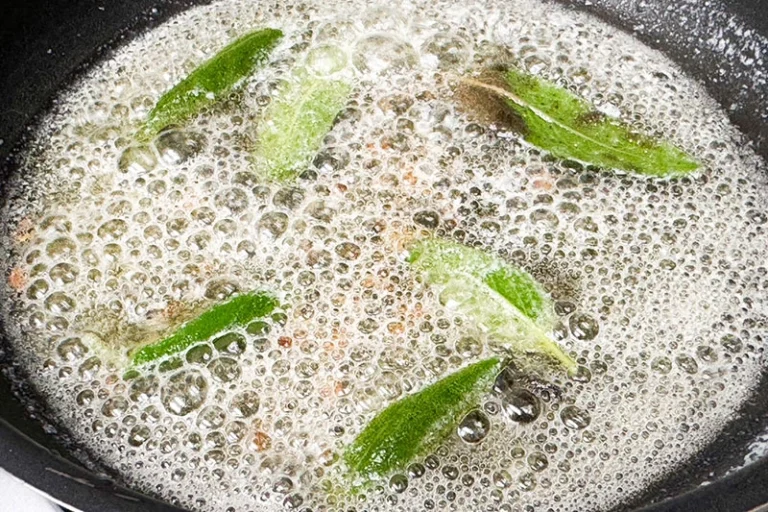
[
  {"left": 131, "top": 291, "right": 279, "bottom": 366},
  {"left": 139, "top": 28, "right": 283, "bottom": 140},
  {"left": 408, "top": 238, "right": 576, "bottom": 371},
  {"left": 344, "top": 357, "right": 500, "bottom": 484},
  {"left": 253, "top": 52, "right": 352, "bottom": 181},
  {"left": 457, "top": 68, "right": 699, "bottom": 177}
]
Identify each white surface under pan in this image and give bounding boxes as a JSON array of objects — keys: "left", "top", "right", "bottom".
[{"left": 0, "top": 468, "right": 61, "bottom": 512}]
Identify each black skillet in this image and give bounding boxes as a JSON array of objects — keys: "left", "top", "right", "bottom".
[{"left": 1, "top": 1, "right": 768, "bottom": 510}]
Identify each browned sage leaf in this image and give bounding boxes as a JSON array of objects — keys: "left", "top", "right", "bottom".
[{"left": 455, "top": 67, "right": 699, "bottom": 177}]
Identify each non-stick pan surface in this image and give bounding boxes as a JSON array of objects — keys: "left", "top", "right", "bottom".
[{"left": 1, "top": 1, "right": 768, "bottom": 511}]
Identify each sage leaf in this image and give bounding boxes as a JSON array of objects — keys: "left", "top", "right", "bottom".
[
  {"left": 457, "top": 68, "right": 699, "bottom": 177},
  {"left": 131, "top": 291, "right": 279, "bottom": 366},
  {"left": 344, "top": 357, "right": 501, "bottom": 484},
  {"left": 253, "top": 54, "right": 352, "bottom": 181},
  {"left": 139, "top": 28, "right": 283, "bottom": 140},
  {"left": 408, "top": 238, "right": 576, "bottom": 371}
]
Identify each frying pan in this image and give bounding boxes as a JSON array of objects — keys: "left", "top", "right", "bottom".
[{"left": 1, "top": 0, "right": 767, "bottom": 511}]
